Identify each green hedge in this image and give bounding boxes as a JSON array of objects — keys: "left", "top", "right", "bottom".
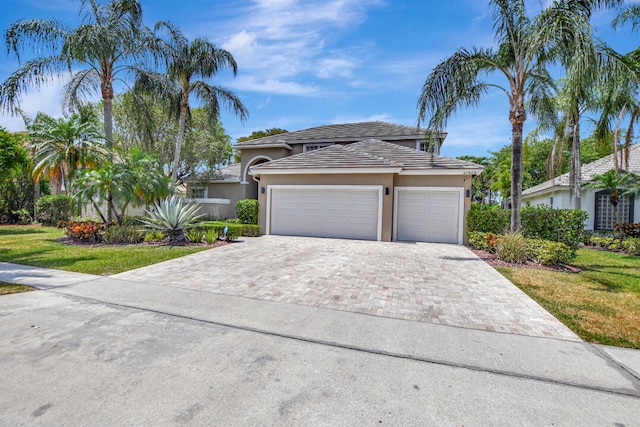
[
  {"left": 467, "top": 204, "right": 587, "bottom": 250},
  {"left": 36, "top": 195, "right": 73, "bottom": 226},
  {"left": 236, "top": 199, "right": 259, "bottom": 224},
  {"left": 466, "top": 204, "right": 510, "bottom": 234}
]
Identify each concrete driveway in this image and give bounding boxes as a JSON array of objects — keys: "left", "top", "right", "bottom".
[{"left": 1, "top": 236, "right": 640, "bottom": 425}]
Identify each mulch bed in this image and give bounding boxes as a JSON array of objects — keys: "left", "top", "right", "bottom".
[
  {"left": 471, "top": 249, "right": 581, "bottom": 273},
  {"left": 58, "top": 236, "right": 231, "bottom": 248}
]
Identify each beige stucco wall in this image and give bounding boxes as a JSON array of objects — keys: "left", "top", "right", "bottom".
[{"left": 256, "top": 172, "right": 474, "bottom": 243}]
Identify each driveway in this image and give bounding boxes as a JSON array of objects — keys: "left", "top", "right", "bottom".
[{"left": 114, "top": 235, "right": 578, "bottom": 340}]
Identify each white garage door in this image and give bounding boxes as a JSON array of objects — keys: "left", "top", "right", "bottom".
[
  {"left": 394, "top": 187, "right": 463, "bottom": 244},
  {"left": 269, "top": 186, "right": 382, "bottom": 241}
]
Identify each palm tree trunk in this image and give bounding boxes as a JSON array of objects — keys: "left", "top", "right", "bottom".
[
  {"left": 624, "top": 106, "right": 638, "bottom": 170},
  {"left": 510, "top": 99, "right": 525, "bottom": 233},
  {"left": 102, "top": 77, "right": 115, "bottom": 222},
  {"left": 171, "top": 92, "right": 190, "bottom": 183},
  {"left": 570, "top": 120, "right": 582, "bottom": 210}
]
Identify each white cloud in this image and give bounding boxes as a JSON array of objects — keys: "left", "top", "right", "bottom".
[
  {"left": 0, "top": 78, "right": 67, "bottom": 132},
  {"left": 215, "top": 0, "right": 384, "bottom": 95}
]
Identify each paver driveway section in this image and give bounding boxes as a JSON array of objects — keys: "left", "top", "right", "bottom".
[{"left": 114, "top": 236, "right": 578, "bottom": 341}]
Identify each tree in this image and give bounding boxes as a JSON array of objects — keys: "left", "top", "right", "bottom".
[
  {"left": 74, "top": 148, "right": 171, "bottom": 223},
  {"left": 112, "top": 94, "right": 234, "bottom": 181},
  {"left": 28, "top": 113, "right": 106, "bottom": 195},
  {"left": 237, "top": 128, "right": 288, "bottom": 142},
  {"left": 134, "top": 21, "right": 248, "bottom": 183},
  {"left": 417, "top": 0, "right": 617, "bottom": 232},
  {"left": 1, "top": 0, "right": 152, "bottom": 148},
  {"left": 0, "top": 128, "right": 40, "bottom": 223},
  {"left": 584, "top": 170, "right": 640, "bottom": 238},
  {"left": 457, "top": 155, "right": 495, "bottom": 205}
]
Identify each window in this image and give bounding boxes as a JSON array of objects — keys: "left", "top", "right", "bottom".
[
  {"left": 416, "top": 140, "right": 440, "bottom": 154},
  {"left": 188, "top": 186, "right": 206, "bottom": 199},
  {"left": 303, "top": 143, "right": 333, "bottom": 152},
  {"left": 594, "top": 190, "right": 634, "bottom": 230}
]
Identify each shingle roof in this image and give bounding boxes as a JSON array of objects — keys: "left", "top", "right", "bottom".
[
  {"left": 250, "top": 139, "right": 483, "bottom": 174},
  {"left": 234, "top": 121, "right": 445, "bottom": 149},
  {"left": 523, "top": 144, "right": 640, "bottom": 196}
]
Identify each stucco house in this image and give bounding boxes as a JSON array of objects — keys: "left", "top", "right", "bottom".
[
  {"left": 522, "top": 144, "right": 640, "bottom": 231},
  {"left": 189, "top": 121, "right": 483, "bottom": 244}
]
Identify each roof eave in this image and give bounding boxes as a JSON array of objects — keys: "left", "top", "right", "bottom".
[
  {"left": 251, "top": 167, "right": 403, "bottom": 176},
  {"left": 399, "top": 168, "right": 484, "bottom": 176},
  {"left": 235, "top": 143, "right": 293, "bottom": 150}
]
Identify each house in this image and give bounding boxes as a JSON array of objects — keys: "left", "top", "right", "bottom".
[
  {"left": 522, "top": 144, "right": 640, "bottom": 230},
  {"left": 191, "top": 121, "right": 484, "bottom": 244}
]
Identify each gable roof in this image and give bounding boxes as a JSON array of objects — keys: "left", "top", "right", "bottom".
[
  {"left": 234, "top": 121, "right": 446, "bottom": 149},
  {"left": 250, "top": 139, "right": 483, "bottom": 176},
  {"left": 523, "top": 144, "right": 640, "bottom": 196}
]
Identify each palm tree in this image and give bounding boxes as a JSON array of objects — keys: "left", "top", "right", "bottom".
[
  {"left": 134, "top": 21, "right": 248, "bottom": 183},
  {"left": 74, "top": 147, "right": 170, "bottom": 223},
  {"left": 584, "top": 170, "right": 640, "bottom": 238},
  {"left": 417, "top": 0, "right": 619, "bottom": 232},
  {"left": 1, "top": 0, "right": 152, "bottom": 148},
  {"left": 28, "top": 113, "right": 106, "bottom": 195}
]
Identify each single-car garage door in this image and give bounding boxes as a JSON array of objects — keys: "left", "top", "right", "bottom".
[
  {"left": 268, "top": 185, "right": 382, "bottom": 241},
  {"left": 394, "top": 187, "right": 463, "bottom": 244}
]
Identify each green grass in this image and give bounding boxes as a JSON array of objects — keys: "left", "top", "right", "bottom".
[
  {"left": 498, "top": 248, "right": 640, "bottom": 349},
  {"left": 0, "top": 281, "right": 34, "bottom": 295},
  {"left": 0, "top": 226, "right": 208, "bottom": 275}
]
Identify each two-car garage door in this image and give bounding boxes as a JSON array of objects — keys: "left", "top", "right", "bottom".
[
  {"left": 269, "top": 186, "right": 382, "bottom": 241},
  {"left": 267, "top": 185, "right": 463, "bottom": 244}
]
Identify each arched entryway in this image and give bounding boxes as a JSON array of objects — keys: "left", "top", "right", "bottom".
[{"left": 242, "top": 155, "right": 272, "bottom": 199}]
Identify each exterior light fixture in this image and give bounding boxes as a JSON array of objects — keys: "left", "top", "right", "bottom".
[
  {"left": 466, "top": 189, "right": 471, "bottom": 198},
  {"left": 261, "top": 187, "right": 265, "bottom": 194},
  {"left": 385, "top": 187, "right": 390, "bottom": 196}
]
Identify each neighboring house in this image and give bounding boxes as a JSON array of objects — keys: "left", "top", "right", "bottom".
[
  {"left": 189, "top": 121, "right": 484, "bottom": 244},
  {"left": 522, "top": 144, "right": 640, "bottom": 230}
]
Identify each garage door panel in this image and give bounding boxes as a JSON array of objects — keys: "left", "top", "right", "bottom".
[
  {"left": 395, "top": 189, "right": 461, "bottom": 244},
  {"left": 270, "top": 187, "right": 380, "bottom": 241}
]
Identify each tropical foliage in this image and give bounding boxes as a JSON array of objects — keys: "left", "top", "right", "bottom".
[
  {"left": 140, "top": 195, "right": 206, "bottom": 245},
  {"left": 584, "top": 170, "right": 640, "bottom": 237}
]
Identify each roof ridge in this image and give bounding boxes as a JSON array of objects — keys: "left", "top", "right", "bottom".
[{"left": 344, "top": 139, "right": 404, "bottom": 167}]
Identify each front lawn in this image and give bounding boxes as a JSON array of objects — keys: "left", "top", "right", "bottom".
[
  {"left": 498, "top": 248, "right": 640, "bottom": 349},
  {"left": 0, "top": 226, "right": 208, "bottom": 275},
  {"left": 0, "top": 281, "right": 34, "bottom": 295}
]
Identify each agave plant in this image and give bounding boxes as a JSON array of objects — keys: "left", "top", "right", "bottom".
[{"left": 140, "top": 195, "right": 205, "bottom": 245}]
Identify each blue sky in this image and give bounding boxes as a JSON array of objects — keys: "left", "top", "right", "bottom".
[{"left": 0, "top": 0, "right": 638, "bottom": 158}]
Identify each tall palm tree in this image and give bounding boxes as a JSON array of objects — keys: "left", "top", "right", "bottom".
[
  {"left": 28, "top": 113, "right": 106, "bottom": 195},
  {"left": 417, "top": 0, "right": 620, "bottom": 232},
  {"left": 1, "top": 0, "right": 152, "bottom": 149},
  {"left": 584, "top": 170, "right": 640, "bottom": 238},
  {"left": 134, "top": 21, "right": 248, "bottom": 183}
]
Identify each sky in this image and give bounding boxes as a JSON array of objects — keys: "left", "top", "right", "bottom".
[{"left": 0, "top": 0, "right": 638, "bottom": 158}]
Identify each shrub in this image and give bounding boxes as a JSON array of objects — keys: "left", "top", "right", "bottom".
[
  {"left": 590, "top": 236, "right": 623, "bottom": 251},
  {"left": 622, "top": 237, "right": 640, "bottom": 255},
  {"left": 617, "top": 222, "right": 640, "bottom": 238},
  {"left": 468, "top": 231, "right": 490, "bottom": 251},
  {"left": 466, "top": 204, "right": 510, "bottom": 234},
  {"left": 140, "top": 196, "right": 206, "bottom": 245},
  {"left": 144, "top": 231, "right": 165, "bottom": 242},
  {"left": 527, "top": 239, "right": 574, "bottom": 265},
  {"left": 120, "top": 216, "right": 146, "bottom": 227},
  {"left": 224, "top": 217, "right": 242, "bottom": 224},
  {"left": 65, "top": 220, "right": 105, "bottom": 243},
  {"left": 521, "top": 206, "right": 587, "bottom": 251},
  {"left": 236, "top": 199, "right": 259, "bottom": 225},
  {"left": 186, "top": 228, "right": 204, "bottom": 243},
  {"left": 36, "top": 195, "right": 73, "bottom": 226},
  {"left": 204, "top": 229, "right": 219, "bottom": 244},
  {"left": 496, "top": 232, "right": 528, "bottom": 264},
  {"left": 102, "top": 225, "right": 144, "bottom": 244},
  {"left": 241, "top": 224, "right": 261, "bottom": 237}
]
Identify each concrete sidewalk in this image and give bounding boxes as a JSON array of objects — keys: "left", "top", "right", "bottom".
[{"left": 1, "top": 261, "right": 640, "bottom": 424}]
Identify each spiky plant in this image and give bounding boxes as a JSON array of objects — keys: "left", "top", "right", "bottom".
[{"left": 140, "top": 195, "right": 205, "bottom": 245}]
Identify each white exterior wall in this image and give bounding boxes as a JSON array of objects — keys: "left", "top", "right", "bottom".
[{"left": 523, "top": 188, "right": 594, "bottom": 230}]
